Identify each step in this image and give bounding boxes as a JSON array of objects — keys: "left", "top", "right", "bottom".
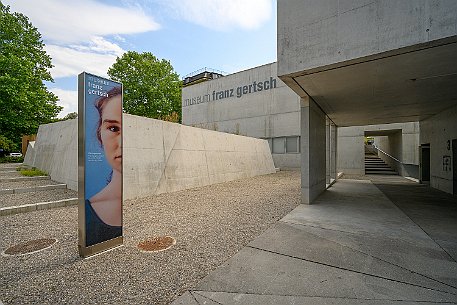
[
  {"left": 0, "top": 176, "right": 50, "bottom": 183},
  {"left": 365, "top": 171, "right": 397, "bottom": 175},
  {"left": 0, "top": 179, "right": 61, "bottom": 190},
  {"left": 1, "top": 188, "right": 77, "bottom": 210},
  {"left": 0, "top": 198, "right": 78, "bottom": 216},
  {"left": 365, "top": 165, "right": 392, "bottom": 169},
  {"left": 0, "top": 184, "right": 67, "bottom": 195},
  {"left": 364, "top": 160, "right": 386, "bottom": 163},
  {"left": 0, "top": 163, "right": 22, "bottom": 171},
  {"left": 365, "top": 167, "right": 396, "bottom": 172}
]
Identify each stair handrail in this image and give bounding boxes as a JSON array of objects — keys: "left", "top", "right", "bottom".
[{"left": 372, "top": 144, "right": 402, "bottom": 164}]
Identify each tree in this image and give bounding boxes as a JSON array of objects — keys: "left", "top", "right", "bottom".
[
  {"left": 0, "top": 135, "right": 18, "bottom": 154},
  {"left": 0, "top": 3, "right": 61, "bottom": 145},
  {"left": 108, "top": 51, "right": 182, "bottom": 121},
  {"left": 61, "top": 112, "right": 78, "bottom": 120}
]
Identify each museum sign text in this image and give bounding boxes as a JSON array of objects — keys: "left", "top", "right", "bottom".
[{"left": 183, "top": 77, "right": 277, "bottom": 107}]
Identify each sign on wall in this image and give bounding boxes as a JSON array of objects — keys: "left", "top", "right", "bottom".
[
  {"left": 78, "top": 72, "right": 123, "bottom": 257},
  {"left": 183, "top": 77, "right": 277, "bottom": 107}
]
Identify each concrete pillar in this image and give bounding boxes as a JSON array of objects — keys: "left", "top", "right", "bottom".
[
  {"left": 300, "top": 97, "right": 327, "bottom": 204},
  {"left": 326, "top": 117, "right": 331, "bottom": 185},
  {"left": 330, "top": 123, "right": 337, "bottom": 182}
]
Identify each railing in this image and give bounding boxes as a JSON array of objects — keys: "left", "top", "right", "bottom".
[
  {"left": 183, "top": 67, "right": 227, "bottom": 79},
  {"left": 372, "top": 144, "right": 402, "bottom": 164}
]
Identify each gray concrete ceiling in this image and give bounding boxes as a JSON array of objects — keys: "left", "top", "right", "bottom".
[
  {"left": 365, "top": 129, "right": 401, "bottom": 137},
  {"left": 293, "top": 41, "right": 457, "bottom": 127}
]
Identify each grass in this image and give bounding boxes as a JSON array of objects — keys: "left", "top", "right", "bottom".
[{"left": 18, "top": 167, "right": 48, "bottom": 177}]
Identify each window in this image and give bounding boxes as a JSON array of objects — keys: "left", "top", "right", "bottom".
[
  {"left": 273, "top": 137, "right": 285, "bottom": 154},
  {"left": 286, "top": 136, "right": 299, "bottom": 153}
]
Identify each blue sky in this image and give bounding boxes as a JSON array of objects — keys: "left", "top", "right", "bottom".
[{"left": 5, "top": 0, "right": 277, "bottom": 117}]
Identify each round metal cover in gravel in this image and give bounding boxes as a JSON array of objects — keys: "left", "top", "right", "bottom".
[
  {"left": 137, "top": 236, "right": 175, "bottom": 252},
  {"left": 3, "top": 238, "right": 56, "bottom": 256}
]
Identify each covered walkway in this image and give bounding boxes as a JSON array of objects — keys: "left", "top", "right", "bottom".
[{"left": 174, "top": 176, "right": 457, "bottom": 304}]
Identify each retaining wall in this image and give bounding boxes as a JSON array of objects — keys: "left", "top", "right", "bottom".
[{"left": 24, "top": 115, "right": 275, "bottom": 200}]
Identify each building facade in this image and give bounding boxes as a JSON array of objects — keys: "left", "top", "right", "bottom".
[
  {"left": 277, "top": 0, "right": 457, "bottom": 201},
  {"left": 182, "top": 63, "right": 302, "bottom": 169},
  {"left": 182, "top": 63, "right": 421, "bottom": 181}
]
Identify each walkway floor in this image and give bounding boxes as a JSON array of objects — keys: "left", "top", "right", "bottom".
[{"left": 173, "top": 175, "right": 457, "bottom": 304}]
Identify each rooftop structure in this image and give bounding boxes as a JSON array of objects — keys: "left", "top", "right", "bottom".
[{"left": 182, "top": 68, "right": 225, "bottom": 87}]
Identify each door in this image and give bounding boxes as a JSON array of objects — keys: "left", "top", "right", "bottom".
[
  {"left": 420, "top": 144, "right": 430, "bottom": 183},
  {"left": 453, "top": 139, "right": 457, "bottom": 195}
]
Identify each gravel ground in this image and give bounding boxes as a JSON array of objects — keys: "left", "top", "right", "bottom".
[
  {"left": 0, "top": 171, "right": 22, "bottom": 178},
  {"left": 0, "top": 179, "right": 61, "bottom": 190},
  {"left": 0, "top": 171, "right": 300, "bottom": 305},
  {"left": 0, "top": 189, "right": 78, "bottom": 208},
  {"left": 0, "top": 163, "right": 22, "bottom": 169}
]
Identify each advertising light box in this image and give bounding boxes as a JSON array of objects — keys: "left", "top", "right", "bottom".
[{"left": 78, "top": 72, "right": 123, "bottom": 257}]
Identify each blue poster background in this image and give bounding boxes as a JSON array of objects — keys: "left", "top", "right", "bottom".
[{"left": 84, "top": 74, "right": 121, "bottom": 201}]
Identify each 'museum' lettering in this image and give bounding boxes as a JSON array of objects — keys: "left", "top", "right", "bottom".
[{"left": 184, "top": 77, "right": 277, "bottom": 107}]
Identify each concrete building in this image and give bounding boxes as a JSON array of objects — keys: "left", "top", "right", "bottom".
[
  {"left": 182, "top": 65, "right": 421, "bottom": 186},
  {"left": 277, "top": 0, "right": 457, "bottom": 202},
  {"left": 182, "top": 1, "right": 456, "bottom": 203},
  {"left": 182, "top": 63, "right": 301, "bottom": 169}
]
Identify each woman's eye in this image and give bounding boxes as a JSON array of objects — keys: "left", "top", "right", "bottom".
[{"left": 108, "top": 126, "right": 120, "bottom": 132}]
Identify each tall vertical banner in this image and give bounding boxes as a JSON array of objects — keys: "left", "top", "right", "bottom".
[{"left": 78, "top": 72, "right": 123, "bottom": 257}]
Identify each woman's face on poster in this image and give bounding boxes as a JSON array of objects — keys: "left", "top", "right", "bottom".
[{"left": 100, "top": 95, "right": 122, "bottom": 173}]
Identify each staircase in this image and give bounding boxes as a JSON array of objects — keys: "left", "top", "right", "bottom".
[{"left": 365, "top": 154, "right": 397, "bottom": 175}]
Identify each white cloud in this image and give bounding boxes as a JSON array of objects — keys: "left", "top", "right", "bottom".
[
  {"left": 70, "top": 37, "right": 125, "bottom": 57},
  {"left": 46, "top": 37, "right": 122, "bottom": 78},
  {"left": 50, "top": 88, "right": 78, "bottom": 118},
  {"left": 161, "top": 0, "right": 272, "bottom": 31},
  {"left": 4, "top": 0, "right": 160, "bottom": 80},
  {"left": 5, "top": 0, "right": 160, "bottom": 43}
]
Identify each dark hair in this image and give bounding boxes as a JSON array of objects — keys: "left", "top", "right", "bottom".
[{"left": 95, "top": 86, "right": 122, "bottom": 144}]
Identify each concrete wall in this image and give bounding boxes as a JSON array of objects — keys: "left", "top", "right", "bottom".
[
  {"left": 24, "top": 115, "right": 276, "bottom": 200},
  {"left": 123, "top": 115, "right": 275, "bottom": 200},
  {"left": 338, "top": 122, "right": 419, "bottom": 177},
  {"left": 374, "top": 123, "right": 420, "bottom": 178},
  {"left": 420, "top": 104, "right": 457, "bottom": 194},
  {"left": 278, "top": 0, "right": 457, "bottom": 76},
  {"left": 338, "top": 126, "right": 365, "bottom": 175},
  {"left": 272, "top": 154, "right": 300, "bottom": 170},
  {"left": 24, "top": 119, "right": 78, "bottom": 190},
  {"left": 182, "top": 62, "right": 301, "bottom": 168},
  {"left": 375, "top": 135, "right": 401, "bottom": 173}
]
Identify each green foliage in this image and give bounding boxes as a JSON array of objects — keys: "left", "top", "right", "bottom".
[
  {"left": 49, "top": 111, "right": 78, "bottom": 123},
  {"left": 0, "top": 156, "right": 24, "bottom": 163},
  {"left": 62, "top": 112, "right": 78, "bottom": 120},
  {"left": 0, "top": 135, "right": 18, "bottom": 152},
  {"left": 19, "top": 167, "right": 47, "bottom": 176},
  {"left": 108, "top": 51, "right": 182, "bottom": 122},
  {"left": 159, "top": 111, "right": 180, "bottom": 123},
  {"left": 0, "top": 3, "right": 62, "bottom": 144}
]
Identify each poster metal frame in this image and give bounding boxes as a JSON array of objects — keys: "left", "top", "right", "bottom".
[{"left": 78, "top": 72, "right": 123, "bottom": 258}]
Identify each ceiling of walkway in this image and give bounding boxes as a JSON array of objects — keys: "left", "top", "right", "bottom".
[
  {"left": 292, "top": 41, "right": 457, "bottom": 127},
  {"left": 364, "top": 129, "right": 401, "bottom": 137}
]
